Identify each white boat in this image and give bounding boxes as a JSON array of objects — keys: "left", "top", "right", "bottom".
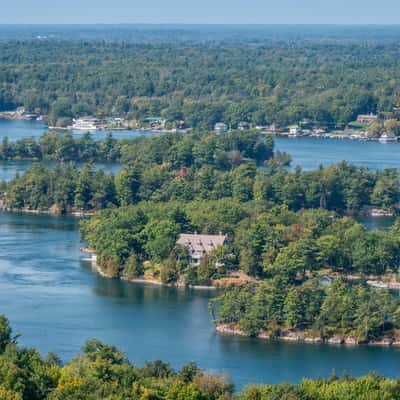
[
  {"left": 69, "top": 117, "right": 102, "bottom": 131},
  {"left": 379, "top": 133, "right": 398, "bottom": 143}
]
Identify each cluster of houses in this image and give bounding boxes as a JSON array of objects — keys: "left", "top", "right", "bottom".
[
  {"left": 213, "top": 112, "right": 399, "bottom": 142},
  {"left": 0, "top": 107, "right": 43, "bottom": 121}
]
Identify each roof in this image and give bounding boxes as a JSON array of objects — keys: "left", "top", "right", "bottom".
[
  {"left": 357, "top": 114, "right": 377, "bottom": 119},
  {"left": 176, "top": 233, "right": 227, "bottom": 255}
]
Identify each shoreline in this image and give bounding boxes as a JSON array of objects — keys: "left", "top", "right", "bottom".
[
  {"left": 0, "top": 204, "right": 94, "bottom": 217},
  {"left": 1, "top": 205, "right": 394, "bottom": 219},
  {"left": 216, "top": 324, "right": 400, "bottom": 347},
  {"left": 82, "top": 248, "right": 218, "bottom": 290}
]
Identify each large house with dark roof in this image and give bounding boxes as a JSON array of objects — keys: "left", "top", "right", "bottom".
[{"left": 176, "top": 233, "right": 227, "bottom": 264}]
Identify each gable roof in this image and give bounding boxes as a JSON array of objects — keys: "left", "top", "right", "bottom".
[{"left": 176, "top": 233, "right": 227, "bottom": 255}]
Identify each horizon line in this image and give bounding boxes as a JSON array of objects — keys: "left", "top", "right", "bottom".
[{"left": 0, "top": 23, "right": 400, "bottom": 27}]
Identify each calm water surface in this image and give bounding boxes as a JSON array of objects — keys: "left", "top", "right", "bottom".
[
  {"left": 0, "top": 212, "right": 400, "bottom": 388},
  {"left": 275, "top": 136, "right": 400, "bottom": 170},
  {"left": 0, "top": 120, "right": 150, "bottom": 180},
  {"left": 2, "top": 121, "right": 400, "bottom": 181},
  {"left": 0, "top": 119, "right": 154, "bottom": 141}
]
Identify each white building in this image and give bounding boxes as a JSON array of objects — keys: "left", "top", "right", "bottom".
[
  {"left": 214, "top": 122, "right": 228, "bottom": 134},
  {"left": 289, "top": 126, "right": 302, "bottom": 136}
]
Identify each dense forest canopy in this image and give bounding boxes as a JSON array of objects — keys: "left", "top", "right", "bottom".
[
  {"left": 211, "top": 278, "right": 400, "bottom": 341},
  {"left": 81, "top": 201, "right": 400, "bottom": 284},
  {"left": 1, "top": 28, "right": 400, "bottom": 127},
  {"left": 1, "top": 131, "right": 399, "bottom": 214}
]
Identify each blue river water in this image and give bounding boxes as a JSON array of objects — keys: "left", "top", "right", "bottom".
[
  {"left": 0, "top": 212, "right": 400, "bottom": 389},
  {"left": 0, "top": 120, "right": 151, "bottom": 180},
  {"left": 1, "top": 120, "right": 400, "bottom": 388}
]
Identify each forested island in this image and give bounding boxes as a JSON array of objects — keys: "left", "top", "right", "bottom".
[
  {"left": 1, "top": 314, "right": 400, "bottom": 400},
  {"left": 1, "top": 130, "right": 400, "bottom": 343},
  {"left": 1, "top": 130, "right": 399, "bottom": 214}
]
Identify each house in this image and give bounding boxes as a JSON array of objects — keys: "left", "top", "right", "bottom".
[
  {"left": 176, "top": 233, "right": 227, "bottom": 264},
  {"left": 214, "top": 122, "right": 228, "bottom": 134},
  {"left": 15, "top": 107, "right": 26, "bottom": 116},
  {"left": 238, "top": 121, "right": 250, "bottom": 130},
  {"left": 289, "top": 125, "right": 302, "bottom": 137},
  {"left": 357, "top": 113, "right": 378, "bottom": 124},
  {"left": 144, "top": 117, "right": 166, "bottom": 129}
]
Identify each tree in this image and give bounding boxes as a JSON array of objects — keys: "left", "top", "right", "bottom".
[
  {"left": 144, "top": 220, "right": 180, "bottom": 261},
  {"left": 371, "top": 174, "right": 399, "bottom": 210},
  {"left": 115, "top": 168, "right": 141, "bottom": 206},
  {"left": 123, "top": 254, "right": 143, "bottom": 279},
  {"left": 0, "top": 315, "right": 12, "bottom": 353}
]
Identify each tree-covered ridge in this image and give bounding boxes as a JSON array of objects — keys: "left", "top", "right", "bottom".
[
  {"left": 0, "top": 130, "right": 273, "bottom": 165},
  {"left": 0, "top": 132, "right": 122, "bottom": 162},
  {"left": 210, "top": 278, "right": 400, "bottom": 343},
  {"left": 1, "top": 314, "right": 400, "bottom": 400},
  {"left": 0, "top": 130, "right": 275, "bottom": 212},
  {"left": 80, "top": 202, "right": 400, "bottom": 284},
  {"left": 2, "top": 131, "right": 400, "bottom": 213},
  {"left": 1, "top": 39, "right": 400, "bottom": 127}
]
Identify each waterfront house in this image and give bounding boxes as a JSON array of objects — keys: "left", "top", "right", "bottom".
[
  {"left": 289, "top": 125, "right": 302, "bottom": 137},
  {"left": 238, "top": 121, "right": 250, "bottom": 130},
  {"left": 144, "top": 117, "right": 165, "bottom": 129},
  {"left": 357, "top": 113, "right": 378, "bottom": 124},
  {"left": 16, "top": 106, "right": 26, "bottom": 116},
  {"left": 214, "top": 122, "right": 228, "bottom": 134},
  {"left": 176, "top": 233, "right": 227, "bottom": 264}
]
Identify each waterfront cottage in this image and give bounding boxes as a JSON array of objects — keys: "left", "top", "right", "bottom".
[
  {"left": 176, "top": 233, "right": 227, "bottom": 264},
  {"left": 357, "top": 113, "right": 378, "bottom": 124},
  {"left": 238, "top": 121, "right": 250, "bottom": 130},
  {"left": 289, "top": 125, "right": 302, "bottom": 136},
  {"left": 214, "top": 122, "right": 228, "bottom": 134}
]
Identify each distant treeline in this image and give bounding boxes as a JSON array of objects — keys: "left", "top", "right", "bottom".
[
  {"left": 0, "top": 132, "right": 121, "bottom": 162},
  {"left": 1, "top": 38, "right": 400, "bottom": 128}
]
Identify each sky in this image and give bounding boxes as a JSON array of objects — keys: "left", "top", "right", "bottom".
[{"left": 2, "top": 0, "right": 400, "bottom": 24}]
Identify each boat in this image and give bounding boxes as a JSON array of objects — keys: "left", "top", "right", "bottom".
[
  {"left": 69, "top": 116, "right": 102, "bottom": 131},
  {"left": 379, "top": 132, "right": 398, "bottom": 143}
]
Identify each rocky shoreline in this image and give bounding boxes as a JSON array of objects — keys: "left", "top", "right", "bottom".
[
  {"left": 216, "top": 324, "right": 400, "bottom": 346},
  {"left": 0, "top": 202, "right": 94, "bottom": 217},
  {"left": 82, "top": 248, "right": 217, "bottom": 290}
]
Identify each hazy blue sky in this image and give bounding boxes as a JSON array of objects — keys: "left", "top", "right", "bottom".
[{"left": 2, "top": 0, "right": 400, "bottom": 24}]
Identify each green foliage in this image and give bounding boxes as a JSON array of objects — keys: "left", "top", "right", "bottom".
[
  {"left": 0, "top": 314, "right": 400, "bottom": 399},
  {"left": 212, "top": 279, "right": 400, "bottom": 341},
  {"left": 1, "top": 38, "right": 399, "bottom": 128},
  {"left": 237, "top": 374, "right": 400, "bottom": 400},
  {"left": 0, "top": 314, "right": 12, "bottom": 352}
]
